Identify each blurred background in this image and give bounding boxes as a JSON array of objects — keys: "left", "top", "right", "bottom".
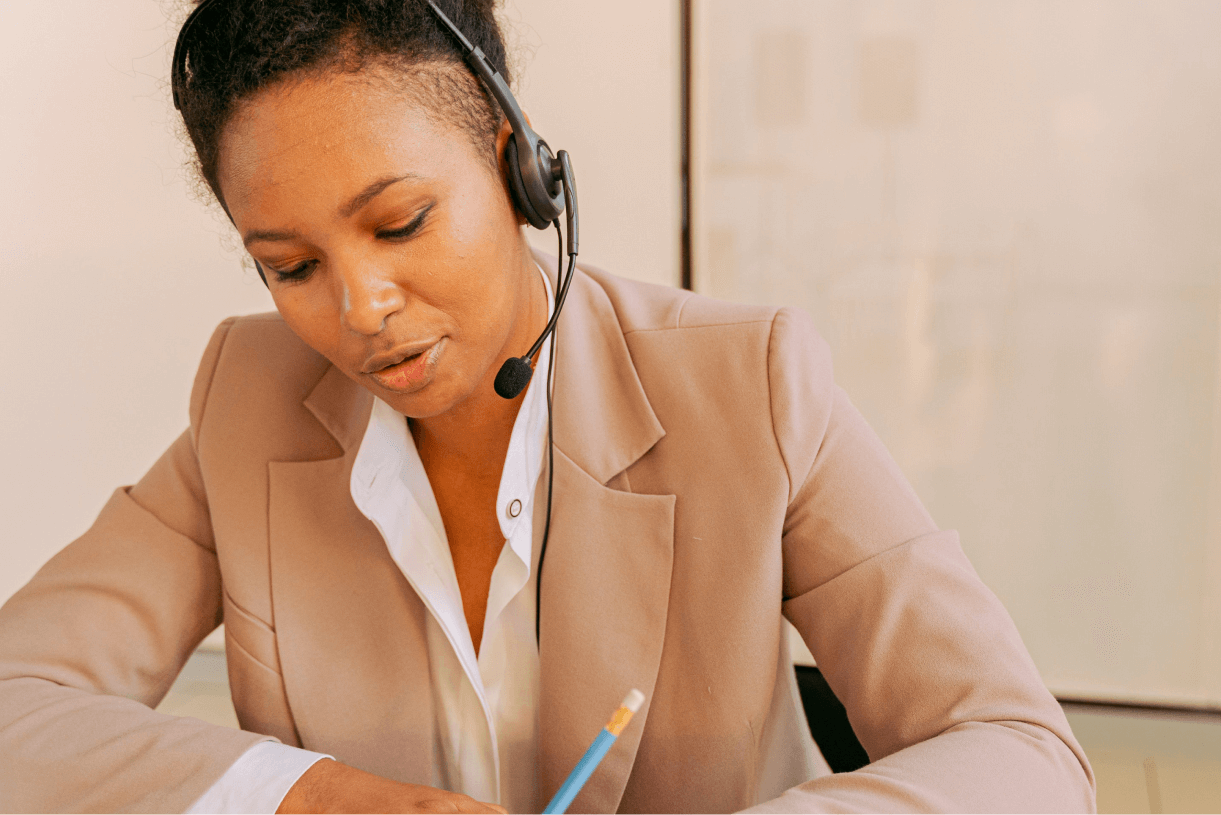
[
  {"left": 695, "top": 0, "right": 1221, "bottom": 714},
  {"left": 2, "top": 0, "right": 1219, "bottom": 811}
]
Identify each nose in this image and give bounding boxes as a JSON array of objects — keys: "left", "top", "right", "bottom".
[{"left": 336, "top": 258, "right": 406, "bottom": 336}]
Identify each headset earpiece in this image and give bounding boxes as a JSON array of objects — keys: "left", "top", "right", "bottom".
[
  {"left": 503, "top": 133, "right": 540, "bottom": 228},
  {"left": 506, "top": 133, "right": 563, "bottom": 229}
]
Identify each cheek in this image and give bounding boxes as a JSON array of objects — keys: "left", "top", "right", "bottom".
[
  {"left": 441, "top": 158, "right": 520, "bottom": 258},
  {"left": 427, "top": 194, "right": 524, "bottom": 348},
  {"left": 436, "top": 260, "right": 518, "bottom": 354},
  {"left": 437, "top": 189, "right": 522, "bottom": 344},
  {"left": 273, "top": 289, "right": 346, "bottom": 363}
]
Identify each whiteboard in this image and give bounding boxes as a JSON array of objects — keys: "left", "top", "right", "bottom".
[{"left": 693, "top": 0, "right": 1221, "bottom": 708}]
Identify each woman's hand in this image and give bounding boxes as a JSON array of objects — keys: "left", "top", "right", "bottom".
[{"left": 276, "top": 758, "right": 507, "bottom": 814}]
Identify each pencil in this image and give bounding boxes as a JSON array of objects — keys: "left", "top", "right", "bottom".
[{"left": 542, "top": 689, "right": 646, "bottom": 814}]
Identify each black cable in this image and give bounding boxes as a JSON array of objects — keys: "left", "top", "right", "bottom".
[{"left": 535, "top": 219, "right": 565, "bottom": 645}]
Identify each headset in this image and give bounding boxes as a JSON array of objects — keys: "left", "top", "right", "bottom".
[{"left": 172, "top": 0, "right": 579, "bottom": 642}]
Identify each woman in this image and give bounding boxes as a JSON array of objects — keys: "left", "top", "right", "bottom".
[{"left": 0, "top": 1, "right": 1095, "bottom": 813}]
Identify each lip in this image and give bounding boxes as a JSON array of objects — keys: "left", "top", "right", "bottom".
[
  {"left": 363, "top": 338, "right": 444, "bottom": 374},
  {"left": 367, "top": 339, "right": 445, "bottom": 393}
]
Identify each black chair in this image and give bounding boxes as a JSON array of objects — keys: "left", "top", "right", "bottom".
[{"left": 794, "top": 665, "right": 870, "bottom": 773}]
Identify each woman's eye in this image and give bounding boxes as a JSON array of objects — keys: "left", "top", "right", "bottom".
[
  {"left": 376, "top": 204, "right": 433, "bottom": 241},
  {"left": 262, "top": 204, "right": 432, "bottom": 284},
  {"left": 270, "top": 260, "right": 316, "bottom": 283}
]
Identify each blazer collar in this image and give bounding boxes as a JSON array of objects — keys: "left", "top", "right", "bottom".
[
  {"left": 301, "top": 247, "right": 666, "bottom": 485},
  {"left": 302, "top": 363, "right": 373, "bottom": 459}
]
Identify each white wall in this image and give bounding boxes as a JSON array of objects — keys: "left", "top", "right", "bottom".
[
  {"left": 0, "top": 1, "right": 679, "bottom": 610},
  {"left": 694, "top": 0, "right": 1221, "bottom": 708},
  {"left": 505, "top": 0, "right": 681, "bottom": 284}
]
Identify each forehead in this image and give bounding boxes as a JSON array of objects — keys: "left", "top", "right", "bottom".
[{"left": 216, "top": 68, "right": 477, "bottom": 218}]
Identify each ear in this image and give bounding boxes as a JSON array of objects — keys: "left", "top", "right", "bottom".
[{"left": 495, "top": 115, "right": 529, "bottom": 227}]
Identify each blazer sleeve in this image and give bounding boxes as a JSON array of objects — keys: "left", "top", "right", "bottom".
[
  {"left": 0, "top": 317, "right": 274, "bottom": 814},
  {"left": 747, "top": 307, "right": 1096, "bottom": 813}
]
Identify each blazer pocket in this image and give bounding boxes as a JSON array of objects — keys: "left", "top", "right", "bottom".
[
  {"left": 222, "top": 590, "right": 301, "bottom": 746},
  {"left": 221, "top": 588, "right": 280, "bottom": 674}
]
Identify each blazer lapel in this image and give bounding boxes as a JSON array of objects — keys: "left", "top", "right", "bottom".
[
  {"left": 267, "top": 365, "right": 436, "bottom": 784},
  {"left": 535, "top": 258, "right": 675, "bottom": 813}
]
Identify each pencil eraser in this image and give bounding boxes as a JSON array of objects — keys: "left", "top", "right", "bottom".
[{"left": 623, "top": 689, "right": 645, "bottom": 713}]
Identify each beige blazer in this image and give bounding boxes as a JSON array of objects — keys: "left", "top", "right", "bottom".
[{"left": 0, "top": 254, "right": 1095, "bottom": 813}]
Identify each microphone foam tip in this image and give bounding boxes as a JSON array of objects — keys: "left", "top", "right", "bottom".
[{"left": 494, "top": 356, "right": 534, "bottom": 399}]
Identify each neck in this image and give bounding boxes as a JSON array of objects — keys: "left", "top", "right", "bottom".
[{"left": 410, "top": 380, "right": 525, "bottom": 482}]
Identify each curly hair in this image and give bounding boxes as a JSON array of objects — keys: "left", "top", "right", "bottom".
[{"left": 173, "top": 0, "right": 511, "bottom": 205}]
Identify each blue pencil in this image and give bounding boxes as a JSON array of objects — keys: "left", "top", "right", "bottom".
[{"left": 543, "top": 689, "right": 645, "bottom": 814}]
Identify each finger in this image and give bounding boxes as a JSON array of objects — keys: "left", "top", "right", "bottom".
[
  {"left": 456, "top": 801, "right": 507, "bottom": 811},
  {"left": 454, "top": 798, "right": 506, "bottom": 814}
]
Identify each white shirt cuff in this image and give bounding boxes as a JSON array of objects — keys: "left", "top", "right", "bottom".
[{"left": 185, "top": 741, "right": 332, "bottom": 814}]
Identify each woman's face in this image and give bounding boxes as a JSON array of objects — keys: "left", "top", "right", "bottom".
[{"left": 216, "top": 65, "right": 541, "bottom": 419}]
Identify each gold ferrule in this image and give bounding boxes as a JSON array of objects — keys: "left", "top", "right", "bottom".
[{"left": 606, "top": 706, "right": 634, "bottom": 737}]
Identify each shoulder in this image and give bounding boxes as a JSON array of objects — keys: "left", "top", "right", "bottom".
[
  {"left": 578, "top": 261, "right": 832, "bottom": 385},
  {"left": 580, "top": 262, "right": 837, "bottom": 486},
  {"left": 577, "top": 261, "right": 778, "bottom": 334},
  {"left": 204, "top": 311, "right": 320, "bottom": 364},
  {"left": 193, "top": 311, "right": 329, "bottom": 405},
  {"left": 189, "top": 311, "right": 337, "bottom": 457}
]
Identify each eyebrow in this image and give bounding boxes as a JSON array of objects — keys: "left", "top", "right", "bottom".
[
  {"left": 339, "top": 173, "right": 421, "bottom": 218},
  {"left": 242, "top": 173, "right": 422, "bottom": 246}
]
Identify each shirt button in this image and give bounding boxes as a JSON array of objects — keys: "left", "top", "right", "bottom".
[{"left": 508, "top": 499, "right": 522, "bottom": 518}]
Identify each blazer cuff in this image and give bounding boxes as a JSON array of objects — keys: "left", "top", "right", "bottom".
[{"left": 185, "top": 741, "right": 332, "bottom": 814}]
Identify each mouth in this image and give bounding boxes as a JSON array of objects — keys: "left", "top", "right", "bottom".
[
  {"left": 363, "top": 338, "right": 442, "bottom": 374},
  {"left": 366, "top": 339, "right": 445, "bottom": 394}
]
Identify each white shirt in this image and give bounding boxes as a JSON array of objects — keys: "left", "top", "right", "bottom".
[{"left": 187, "top": 265, "right": 554, "bottom": 814}]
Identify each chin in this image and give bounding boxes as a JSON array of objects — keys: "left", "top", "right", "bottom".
[
  {"left": 375, "top": 375, "right": 474, "bottom": 420},
  {"left": 374, "top": 387, "right": 446, "bottom": 419}
]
